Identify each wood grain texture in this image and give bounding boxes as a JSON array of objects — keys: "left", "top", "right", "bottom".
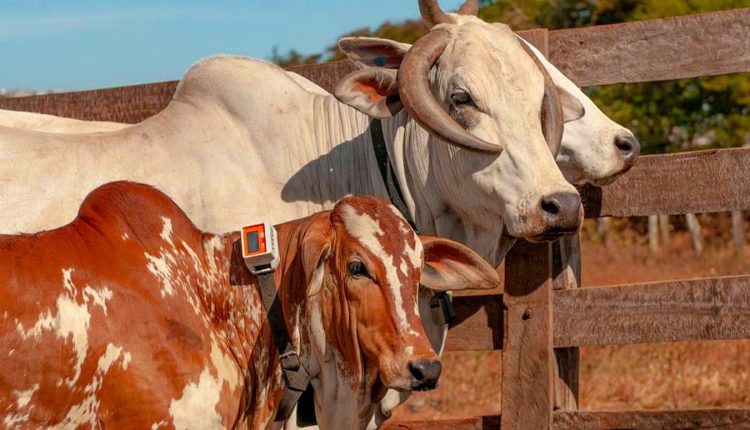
[
  {"left": 381, "top": 418, "right": 483, "bottom": 430},
  {"left": 501, "top": 241, "right": 554, "bottom": 430},
  {"left": 386, "top": 410, "right": 750, "bottom": 430},
  {"left": 446, "top": 274, "right": 750, "bottom": 351},
  {"left": 0, "top": 81, "right": 178, "bottom": 124},
  {"left": 583, "top": 147, "right": 750, "bottom": 218},
  {"left": 554, "top": 409, "right": 750, "bottom": 429},
  {"left": 444, "top": 295, "right": 504, "bottom": 352},
  {"left": 517, "top": 28, "right": 549, "bottom": 54},
  {"left": 548, "top": 7, "right": 750, "bottom": 86},
  {"left": 552, "top": 235, "right": 581, "bottom": 411},
  {"left": 0, "top": 61, "right": 357, "bottom": 123},
  {"left": 554, "top": 275, "right": 750, "bottom": 348}
]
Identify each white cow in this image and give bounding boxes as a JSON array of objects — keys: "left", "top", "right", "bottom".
[
  {"left": 0, "top": 45, "right": 638, "bottom": 190},
  {"left": 0, "top": 1, "right": 585, "bottom": 266}
]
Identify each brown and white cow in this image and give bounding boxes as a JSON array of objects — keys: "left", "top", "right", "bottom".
[{"left": 0, "top": 182, "right": 498, "bottom": 429}]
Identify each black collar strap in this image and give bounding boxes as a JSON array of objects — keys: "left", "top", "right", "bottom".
[
  {"left": 256, "top": 272, "right": 311, "bottom": 422},
  {"left": 370, "top": 119, "right": 419, "bottom": 233}
]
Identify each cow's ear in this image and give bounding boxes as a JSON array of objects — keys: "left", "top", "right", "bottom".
[
  {"left": 338, "top": 37, "right": 410, "bottom": 69},
  {"left": 301, "top": 226, "right": 332, "bottom": 297},
  {"left": 335, "top": 68, "right": 403, "bottom": 119},
  {"left": 419, "top": 236, "right": 499, "bottom": 291},
  {"left": 558, "top": 86, "right": 585, "bottom": 123}
]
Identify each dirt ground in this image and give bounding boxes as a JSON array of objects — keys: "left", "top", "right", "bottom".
[{"left": 390, "top": 223, "right": 750, "bottom": 421}]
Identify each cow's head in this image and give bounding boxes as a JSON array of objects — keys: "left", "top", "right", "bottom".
[
  {"left": 516, "top": 40, "right": 641, "bottom": 187},
  {"left": 556, "top": 93, "right": 640, "bottom": 186},
  {"left": 335, "top": 0, "right": 585, "bottom": 242},
  {"left": 294, "top": 196, "right": 497, "bottom": 424}
]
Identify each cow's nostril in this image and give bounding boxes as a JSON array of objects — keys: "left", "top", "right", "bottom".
[
  {"left": 615, "top": 136, "right": 634, "bottom": 152},
  {"left": 537, "top": 192, "right": 582, "bottom": 239},
  {"left": 408, "top": 359, "right": 442, "bottom": 390},
  {"left": 540, "top": 197, "right": 560, "bottom": 216},
  {"left": 615, "top": 135, "right": 641, "bottom": 165}
]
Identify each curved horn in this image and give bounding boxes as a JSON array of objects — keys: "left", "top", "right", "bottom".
[
  {"left": 419, "top": 0, "right": 452, "bottom": 28},
  {"left": 457, "top": 0, "right": 479, "bottom": 16},
  {"left": 518, "top": 42, "right": 564, "bottom": 155},
  {"left": 398, "top": 29, "right": 503, "bottom": 153}
]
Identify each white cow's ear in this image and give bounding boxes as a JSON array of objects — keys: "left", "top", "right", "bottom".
[
  {"left": 338, "top": 37, "right": 411, "bottom": 69},
  {"left": 419, "top": 236, "right": 500, "bottom": 291},
  {"left": 335, "top": 67, "right": 404, "bottom": 119},
  {"left": 302, "top": 228, "right": 332, "bottom": 297},
  {"left": 558, "top": 86, "right": 586, "bottom": 123}
]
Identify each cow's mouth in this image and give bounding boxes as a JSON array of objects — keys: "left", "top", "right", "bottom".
[
  {"left": 372, "top": 375, "right": 389, "bottom": 402},
  {"left": 527, "top": 228, "right": 579, "bottom": 243}
]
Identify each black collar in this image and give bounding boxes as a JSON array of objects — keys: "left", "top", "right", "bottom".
[{"left": 369, "top": 119, "right": 419, "bottom": 233}]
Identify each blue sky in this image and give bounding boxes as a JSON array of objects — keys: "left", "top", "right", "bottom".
[{"left": 0, "top": 1, "right": 465, "bottom": 92}]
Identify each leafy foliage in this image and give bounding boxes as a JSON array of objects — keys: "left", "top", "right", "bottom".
[{"left": 270, "top": 0, "right": 750, "bottom": 154}]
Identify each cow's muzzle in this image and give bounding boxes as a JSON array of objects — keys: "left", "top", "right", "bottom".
[{"left": 408, "top": 359, "right": 442, "bottom": 391}]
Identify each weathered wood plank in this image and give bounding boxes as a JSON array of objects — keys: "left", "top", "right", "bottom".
[
  {"left": 446, "top": 275, "right": 750, "bottom": 351},
  {"left": 583, "top": 147, "right": 750, "bottom": 218},
  {"left": 554, "top": 275, "right": 750, "bottom": 348},
  {"left": 0, "top": 61, "right": 357, "bottom": 123},
  {"left": 552, "top": 235, "right": 581, "bottom": 411},
  {"left": 0, "top": 81, "right": 178, "bottom": 124},
  {"left": 381, "top": 418, "right": 484, "bottom": 430},
  {"left": 385, "top": 411, "right": 750, "bottom": 430},
  {"left": 444, "top": 295, "right": 503, "bottom": 352},
  {"left": 501, "top": 241, "right": 554, "bottom": 430},
  {"left": 554, "top": 409, "right": 750, "bottom": 429},
  {"left": 549, "top": 7, "right": 750, "bottom": 86}
]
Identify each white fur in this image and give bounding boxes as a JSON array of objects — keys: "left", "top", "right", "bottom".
[
  {"left": 15, "top": 269, "right": 112, "bottom": 388},
  {"left": 50, "top": 343, "right": 130, "bottom": 430},
  {"left": 168, "top": 369, "right": 226, "bottom": 430},
  {"left": 517, "top": 37, "right": 637, "bottom": 185},
  {"left": 0, "top": 21, "right": 574, "bottom": 265}
]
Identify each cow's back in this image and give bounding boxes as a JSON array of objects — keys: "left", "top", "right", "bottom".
[{"left": 0, "top": 181, "right": 249, "bottom": 429}]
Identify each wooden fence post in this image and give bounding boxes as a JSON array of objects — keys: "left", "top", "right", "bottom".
[
  {"left": 552, "top": 235, "right": 581, "bottom": 411},
  {"left": 502, "top": 240, "right": 554, "bottom": 430},
  {"left": 516, "top": 29, "right": 581, "bottom": 420}
]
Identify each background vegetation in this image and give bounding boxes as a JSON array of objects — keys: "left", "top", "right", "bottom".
[{"left": 273, "top": 0, "right": 750, "bottom": 155}]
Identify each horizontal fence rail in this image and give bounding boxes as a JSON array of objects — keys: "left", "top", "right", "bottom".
[
  {"left": 446, "top": 275, "right": 750, "bottom": 351},
  {"left": 384, "top": 410, "right": 750, "bottom": 430},
  {"left": 581, "top": 147, "right": 750, "bottom": 218}
]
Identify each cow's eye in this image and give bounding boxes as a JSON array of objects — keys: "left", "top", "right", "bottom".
[
  {"left": 348, "top": 260, "right": 369, "bottom": 278},
  {"left": 450, "top": 91, "right": 473, "bottom": 106}
]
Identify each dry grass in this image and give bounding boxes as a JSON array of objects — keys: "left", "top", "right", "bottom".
[{"left": 391, "top": 227, "right": 750, "bottom": 421}]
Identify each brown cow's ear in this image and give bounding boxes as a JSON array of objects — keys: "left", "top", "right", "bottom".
[
  {"left": 338, "top": 37, "right": 410, "bottom": 69},
  {"left": 419, "top": 236, "right": 499, "bottom": 291},
  {"left": 301, "top": 226, "right": 332, "bottom": 297},
  {"left": 335, "top": 67, "right": 404, "bottom": 119}
]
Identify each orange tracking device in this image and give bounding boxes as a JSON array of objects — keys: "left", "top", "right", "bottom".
[{"left": 241, "top": 222, "right": 280, "bottom": 274}]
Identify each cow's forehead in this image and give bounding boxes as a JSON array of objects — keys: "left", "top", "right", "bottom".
[{"left": 333, "top": 198, "right": 422, "bottom": 271}]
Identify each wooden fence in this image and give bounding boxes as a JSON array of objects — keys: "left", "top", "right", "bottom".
[{"left": 3, "top": 7, "right": 750, "bottom": 429}]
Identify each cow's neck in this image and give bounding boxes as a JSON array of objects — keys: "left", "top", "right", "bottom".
[{"left": 288, "top": 94, "right": 506, "bottom": 264}]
